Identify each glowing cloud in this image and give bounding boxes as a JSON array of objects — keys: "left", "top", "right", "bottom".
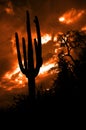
[
  {"left": 2, "top": 59, "right": 58, "bottom": 91},
  {"left": 5, "top": 1, "right": 14, "bottom": 15},
  {"left": 41, "top": 34, "right": 52, "bottom": 44},
  {"left": 81, "top": 26, "right": 86, "bottom": 31},
  {"left": 1, "top": 31, "right": 59, "bottom": 91},
  {"left": 39, "top": 62, "right": 56, "bottom": 75},
  {"left": 59, "top": 17, "right": 65, "bottom": 22},
  {"left": 59, "top": 8, "right": 85, "bottom": 24}
]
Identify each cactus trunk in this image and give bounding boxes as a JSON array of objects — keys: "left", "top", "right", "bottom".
[{"left": 28, "top": 76, "right": 35, "bottom": 102}]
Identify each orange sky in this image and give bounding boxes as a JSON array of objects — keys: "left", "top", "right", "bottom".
[{"left": 0, "top": 0, "right": 86, "bottom": 109}]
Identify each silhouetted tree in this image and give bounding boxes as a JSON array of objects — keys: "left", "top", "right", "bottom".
[
  {"left": 15, "top": 11, "right": 43, "bottom": 103},
  {"left": 55, "top": 30, "right": 86, "bottom": 96}
]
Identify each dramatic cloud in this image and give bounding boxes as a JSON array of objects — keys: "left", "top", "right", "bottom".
[
  {"left": 0, "top": 0, "right": 86, "bottom": 81},
  {"left": 59, "top": 8, "right": 85, "bottom": 24},
  {"left": 5, "top": 1, "right": 14, "bottom": 15},
  {"left": 0, "top": 0, "right": 86, "bottom": 108}
]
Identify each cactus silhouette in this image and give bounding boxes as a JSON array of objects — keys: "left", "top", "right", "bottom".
[{"left": 15, "top": 11, "right": 42, "bottom": 102}]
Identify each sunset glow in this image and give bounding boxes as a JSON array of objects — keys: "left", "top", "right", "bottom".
[
  {"left": 2, "top": 56, "right": 58, "bottom": 91},
  {"left": 39, "top": 61, "right": 57, "bottom": 75},
  {"left": 1, "top": 29, "right": 59, "bottom": 92},
  {"left": 5, "top": 1, "right": 14, "bottom": 15},
  {"left": 59, "top": 17, "right": 65, "bottom": 22},
  {"left": 11, "top": 33, "right": 56, "bottom": 54},
  {"left": 81, "top": 26, "right": 86, "bottom": 31},
  {"left": 41, "top": 34, "right": 52, "bottom": 44},
  {"left": 59, "top": 8, "right": 85, "bottom": 24},
  {"left": 4, "top": 31, "right": 59, "bottom": 91},
  {"left": 0, "top": 0, "right": 86, "bottom": 110}
]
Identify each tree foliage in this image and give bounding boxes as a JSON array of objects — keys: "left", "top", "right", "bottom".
[{"left": 55, "top": 30, "right": 86, "bottom": 96}]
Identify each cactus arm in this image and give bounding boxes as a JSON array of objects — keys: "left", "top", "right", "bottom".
[
  {"left": 34, "top": 16, "right": 43, "bottom": 77},
  {"left": 34, "top": 38, "right": 38, "bottom": 55},
  {"left": 34, "top": 16, "right": 42, "bottom": 58},
  {"left": 22, "top": 37, "right": 27, "bottom": 70},
  {"left": 34, "top": 38, "right": 39, "bottom": 76},
  {"left": 15, "top": 32, "right": 25, "bottom": 74}
]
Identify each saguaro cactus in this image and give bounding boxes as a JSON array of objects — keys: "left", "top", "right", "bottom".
[{"left": 15, "top": 11, "right": 42, "bottom": 102}]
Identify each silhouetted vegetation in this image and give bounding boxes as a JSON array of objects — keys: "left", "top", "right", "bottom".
[
  {"left": 54, "top": 30, "right": 86, "bottom": 96},
  {"left": 15, "top": 10, "right": 42, "bottom": 104}
]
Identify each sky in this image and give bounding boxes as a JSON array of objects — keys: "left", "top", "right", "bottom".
[{"left": 0, "top": 0, "right": 86, "bottom": 109}]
